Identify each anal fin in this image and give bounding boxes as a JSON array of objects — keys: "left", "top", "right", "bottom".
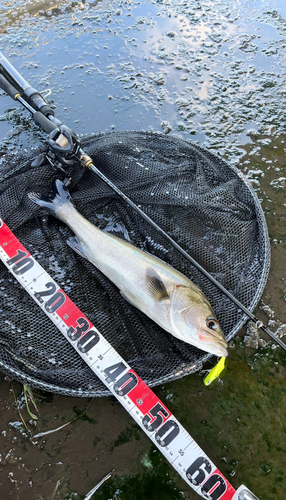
[{"left": 67, "top": 236, "right": 88, "bottom": 260}]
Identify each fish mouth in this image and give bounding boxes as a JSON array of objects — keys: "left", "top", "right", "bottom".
[
  {"left": 205, "top": 341, "right": 228, "bottom": 358},
  {"left": 174, "top": 328, "right": 228, "bottom": 357},
  {"left": 198, "top": 328, "right": 228, "bottom": 357}
]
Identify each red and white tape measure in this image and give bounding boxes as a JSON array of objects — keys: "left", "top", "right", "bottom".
[{"left": 0, "top": 219, "right": 258, "bottom": 500}]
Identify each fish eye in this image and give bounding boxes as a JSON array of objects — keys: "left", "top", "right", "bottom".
[{"left": 206, "top": 318, "right": 218, "bottom": 330}]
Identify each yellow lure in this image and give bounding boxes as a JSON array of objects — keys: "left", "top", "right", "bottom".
[{"left": 203, "top": 357, "right": 227, "bottom": 386}]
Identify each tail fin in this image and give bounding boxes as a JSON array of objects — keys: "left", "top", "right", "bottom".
[{"left": 28, "top": 179, "right": 73, "bottom": 216}]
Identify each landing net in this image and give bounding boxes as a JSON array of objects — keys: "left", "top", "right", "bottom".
[{"left": 0, "top": 131, "right": 270, "bottom": 396}]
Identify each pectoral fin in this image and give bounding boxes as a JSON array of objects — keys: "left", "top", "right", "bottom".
[{"left": 145, "top": 268, "right": 170, "bottom": 302}]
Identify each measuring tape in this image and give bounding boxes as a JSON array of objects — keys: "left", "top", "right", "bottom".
[{"left": 0, "top": 219, "right": 258, "bottom": 500}]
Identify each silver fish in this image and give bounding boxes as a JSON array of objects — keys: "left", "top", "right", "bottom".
[{"left": 29, "top": 180, "right": 228, "bottom": 357}]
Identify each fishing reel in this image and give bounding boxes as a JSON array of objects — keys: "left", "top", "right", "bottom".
[
  {"left": 30, "top": 124, "right": 82, "bottom": 173},
  {"left": 48, "top": 124, "right": 81, "bottom": 168},
  {"left": 35, "top": 122, "right": 93, "bottom": 174}
]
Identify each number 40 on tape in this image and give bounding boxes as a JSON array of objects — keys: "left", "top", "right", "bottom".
[{"left": 0, "top": 219, "right": 259, "bottom": 500}]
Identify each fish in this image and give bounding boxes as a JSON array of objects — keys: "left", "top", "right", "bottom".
[{"left": 28, "top": 179, "right": 228, "bottom": 357}]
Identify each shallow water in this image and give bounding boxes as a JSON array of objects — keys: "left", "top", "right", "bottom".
[{"left": 0, "top": 0, "right": 286, "bottom": 499}]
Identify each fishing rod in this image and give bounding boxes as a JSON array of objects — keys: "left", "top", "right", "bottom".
[{"left": 0, "top": 51, "right": 284, "bottom": 353}]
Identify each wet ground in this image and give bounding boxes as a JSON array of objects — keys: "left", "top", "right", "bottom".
[{"left": 0, "top": 0, "right": 286, "bottom": 499}]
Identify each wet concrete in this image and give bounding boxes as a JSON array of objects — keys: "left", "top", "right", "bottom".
[{"left": 0, "top": 0, "right": 286, "bottom": 499}]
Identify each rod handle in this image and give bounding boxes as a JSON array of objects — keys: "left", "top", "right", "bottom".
[
  {"left": 0, "top": 74, "right": 20, "bottom": 99},
  {"left": 33, "top": 111, "right": 58, "bottom": 134}
]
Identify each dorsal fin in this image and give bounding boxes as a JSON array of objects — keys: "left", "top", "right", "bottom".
[{"left": 145, "top": 268, "right": 169, "bottom": 302}]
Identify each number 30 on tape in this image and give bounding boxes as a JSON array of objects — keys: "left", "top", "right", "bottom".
[{"left": 0, "top": 219, "right": 258, "bottom": 500}]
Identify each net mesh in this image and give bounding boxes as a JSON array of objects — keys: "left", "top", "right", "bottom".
[{"left": 0, "top": 131, "right": 270, "bottom": 396}]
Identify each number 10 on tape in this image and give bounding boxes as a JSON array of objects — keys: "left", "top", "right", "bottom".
[{"left": 0, "top": 219, "right": 258, "bottom": 500}]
